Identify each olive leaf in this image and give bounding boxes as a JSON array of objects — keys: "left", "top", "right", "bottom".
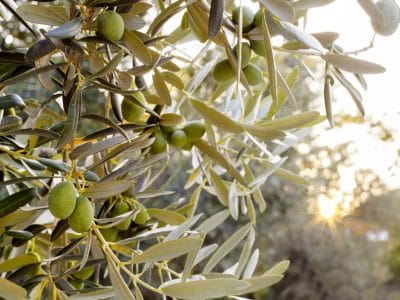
[{"left": 208, "top": 0, "right": 224, "bottom": 39}]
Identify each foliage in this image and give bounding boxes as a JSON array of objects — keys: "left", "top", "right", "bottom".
[{"left": 0, "top": 0, "right": 397, "bottom": 299}]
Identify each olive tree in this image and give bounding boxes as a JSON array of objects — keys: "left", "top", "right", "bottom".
[{"left": 0, "top": 0, "right": 397, "bottom": 299}]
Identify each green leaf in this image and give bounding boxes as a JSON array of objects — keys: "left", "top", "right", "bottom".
[
  {"left": 324, "top": 74, "right": 334, "bottom": 127},
  {"left": 0, "top": 254, "right": 39, "bottom": 273},
  {"left": 292, "top": 0, "right": 336, "bottom": 10},
  {"left": 0, "top": 278, "right": 27, "bottom": 300},
  {"left": 105, "top": 254, "right": 135, "bottom": 300},
  {"left": 189, "top": 99, "right": 244, "bottom": 134},
  {"left": 47, "top": 17, "right": 83, "bottom": 39},
  {"left": 123, "top": 30, "right": 152, "bottom": 66},
  {"left": 194, "top": 140, "right": 247, "bottom": 186},
  {"left": 258, "top": 111, "right": 321, "bottom": 130},
  {"left": 195, "top": 209, "right": 230, "bottom": 234},
  {"left": 147, "top": 208, "right": 187, "bottom": 225},
  {"left": 323, "top": 53, "right": 386, "bottom": 74},
  {"left": 131, "top": 238, "right": 203, "bottom": 263},
  {"left": 261, "top": 11, "right": 278, "bottom": 109},
  {"left": 243, "top": 124, "right": 285, "bottom": 140},
  {"left": 0, "top": 188, "right": 37, "bottom": 218},
  {"left": 258, "top": 0, "right": 295, "bottom": 21},
  {"left": 208, "top": 0, "right": 224, "bottom": 39},
  {"left": 0, "top": 94, "right": 25, "bottom": 109},
  {"left": 69, "top": 288, "right": 115, "bottom": 300},
  {"left": 264, "top": 260, "right": 290, "bottom": 275},
  {"left": 16, "top": 4, "right": 68, "bottom": 26},
  {"left": 56, "top": 89, "right": 81, "bottom": 149},
  {"left": 357, "top": 0, "right": 385, "bottom": 29},
  {"left": 203, "top": 223, "right": 252, "bottom": 273},
  {"left": 235, "top": 274, "right": 284, "bottom": 295},
  {"left": 208, "top": 168, "right": 229, "bottom": 207},
  {"left": 84, "top": 51, "right": 123, "bottom": 83},
  {"left": 153, "top": 69, "right": 172, "bottom": 106},
  {"left": 82, "top": 180, "right": 131, "bottom": 199},
  {"left": 161, "top": 278, "right": 250, "bottom": 299},
  {"left": 0, "top": 63, "right": 66, "bottom": 88}
]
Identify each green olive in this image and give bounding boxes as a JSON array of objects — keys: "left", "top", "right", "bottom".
[
  {"left": 232, "top": 6, "right": 255, "bottom": 31},
  {"left": 48, "top": 182, "right": 77, "bottom": 219},
  {"left": 243, "top": 64, "right": 263, "bottom": 86},
  {"left": 122, "top": 93, "right": 145, "bottom": 123},
  {"left": 169, "top": 129, "right": 188, "bottom": 148},
  {"left": 111, "top": 202, "right": 131, "bottom": 231},
  {"left": 150, "top": 132, "right": 167, "bottom": 154},
  {"left": 233, "top": 43, "right": 252, "bottom": 67},
  {"left": 68, "top": 196, "right": 93, "bottom": 233},
  {"left": 134, "top": 203, "right": 149, "bottom": 225},
  {"left": 73, "top": 265, "right": 95, "bottom": 281},
  {"left": 183, "top": 121, "right": 206, "bottom": 141},
  {"left": 253, "top": 10, "right": 263, "bottom": 27},
  {"left": 213, "top": 60, "right": 235, "bottom": 83},
  {"left": 250, "top": 39, "right": 266, "bottom": 57},
  {"left": 161, "top": 125, "right": 176, "bottom": 134},
  {"left": 181, "top": 140, "right": 193, "bottom": 151},
  {"left": 97, "top": 11, "right": 125, "bottom": 42},
  {"left": 372, "top": 0, "right": 400, "bottom": 36},
  {"left": 100, "top": 227, "right": 119, "bottom": 242}
]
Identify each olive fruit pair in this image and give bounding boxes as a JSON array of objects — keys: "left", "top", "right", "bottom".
[
  {"left": 100, "top": 201, "right": 150, "bottom": 242},
  {"left": 372, "top": 0, "right": 400, "bottom": 36},
  {"left": 121, "top": 91, "right": 146, "bottom": 123},
  {"left": 213, "top": 58, "right": 263, "bottom": 86},
  {"left": 48, "top": 182, "right": 93, "bottom": 233},
  {"left": 162, "top": 120, "right": 206, "bottom": 148},
  {"left": 97, "top": 11, "right": 125, "bottom": 42},
  {"left": 154, "top": 121, "right": 206, "bottom": 152}
]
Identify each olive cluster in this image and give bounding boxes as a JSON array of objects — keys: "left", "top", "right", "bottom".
[
  {"left": 48, "top": 182, "right": 93, "bottom": 233},
  {"left": 151, "top": 120, "right": 206, "bottom": 153},
  {"left": 213, "top": 6, "right": 266, "bottom": 86},
  {"left": 100, "top": 200, "right": 149, "bottom": 243}
]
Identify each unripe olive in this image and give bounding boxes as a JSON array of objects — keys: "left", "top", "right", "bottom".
[
  {"left": 100, "top": 227, "right": 119, "bottom": 242},
  {"left": 183, "top": 121, "right": 206, "bottom": 141},
  {"left": 97, "top": 11, "right": 125, "bottom": 42},
  {"left": 233, "top": 43, "right": 252, "bottom": 67},
  {"left": 68, "top": 196, "right": 93, "bottom": 233},
  {"left": 253, "top": 10, "right": 263, "bottom": 27},
  {"left": 48, "top": 182, "right": 77, "bottom": 219},
  {"left": 169, "top": 129, "right": 188, "bottom": 148},
  {"left": 134, "top": 203, "right": 149, "bottom": 225},
  {"left": 73, "top": 265, "right": 95, "bottom": 281},
  {"left": 250, "top": 39, "right": 266, "bottom": 57},
  {"left": 232, "top": 6, "right": 255, "bottom": 31},
  {"left": 243, "top": 64, "right": 263, "bottom": 86},
  {"left": 111, "top": 202, "right": 131, "bottom": 231},
  {"left": 181, "top": 140, "right": 194, "bottom": 151},
  {"left": 213, "top": 60, "right": 235, "bottom": 83},
  {"left": 122, "top": 94, "right": 145, "bottom": 123},
  {"left": 161, "top": 125, "right": 176, "bottom": 134},
  {"left": 150, "top": 131, "right": 167, "bottom": 154},
  {"left": 372, "top": 0, "right": 400, "bottom": 36}
]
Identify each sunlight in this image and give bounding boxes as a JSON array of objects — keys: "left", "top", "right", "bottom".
[{"left": 318, "top": 196, "right": 337, "bottom": 220}]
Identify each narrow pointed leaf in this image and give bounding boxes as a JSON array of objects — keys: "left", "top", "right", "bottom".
[
  {"left": 323, "top": 53, "right": 386, "bottom": 74},
  {"left": 208, "top": 0, "right": 224, "bottom": 39},
  {"left": 161, "top": 278, "right": 250, "bottom": 299},
  {"left": 131, "top": 238, "right": 203, "bottom": 263}
]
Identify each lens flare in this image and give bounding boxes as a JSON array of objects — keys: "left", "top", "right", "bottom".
[{"left": 319, "top": 196, "right": 336, "bottom": 219}]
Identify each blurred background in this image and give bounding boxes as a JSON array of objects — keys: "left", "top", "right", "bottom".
[{"left": 1, "top": 0, "right": 400, "bottom": 299}]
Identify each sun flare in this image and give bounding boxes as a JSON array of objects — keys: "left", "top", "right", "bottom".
[{"left": 318, "top": 197, "right": 337, "bottom": 219}]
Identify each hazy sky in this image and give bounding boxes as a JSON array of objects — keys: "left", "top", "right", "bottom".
[{"left": 305, "top": 0, "right": 400, "bottom": 191}]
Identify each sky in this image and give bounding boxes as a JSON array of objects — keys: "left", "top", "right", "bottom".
[{"left": 305, "top": 0, "right": 400, "bottom": 191}]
